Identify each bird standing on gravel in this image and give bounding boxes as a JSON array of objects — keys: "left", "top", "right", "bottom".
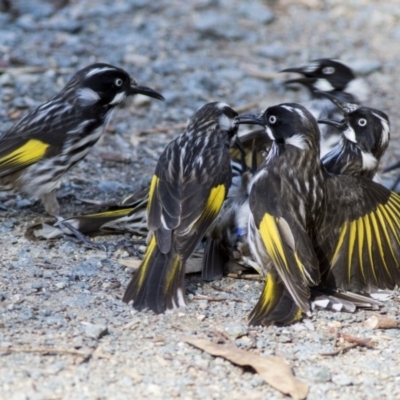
[
  {"left": 282, "top": 58, "right": 369, "bottom": 156},
  {"left": 236, "top": 103, "right": 400, "bottom": 326},
  {"left": 123, "top": 102, "right": 239, "bottom": 313},
  {"left": 0, "top": 63, "right": 164, "bottom": 215}
]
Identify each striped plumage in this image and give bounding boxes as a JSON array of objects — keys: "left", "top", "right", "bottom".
[
  {"left": 122, "top": 102, "right": 239, "bottom": 312},
  {"left": 236, "top": 103, "right": 400, "bottom": 326},
  {"left": 0, "top": 63, "right": 163, "bottom": 215}
]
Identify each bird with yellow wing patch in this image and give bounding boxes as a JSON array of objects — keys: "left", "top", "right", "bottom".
[
  {"left": 236, "top": 104, "right": 324, "bottom": 326},
  {"left": 122, "top": 102, "right": 239, "bottom": 313},
  {"left": 236, "top": 103, "right": 400, "bottom": 326},
  {"left": 0, "top": 63, "right": 164, "bottom": 215}
]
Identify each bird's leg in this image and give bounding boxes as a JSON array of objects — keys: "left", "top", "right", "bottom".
[
  {"left": 114, "top": 237, "right": 147, "bottom": 257},
  {"left": 57, "top": 220, "right": 107, "bottom": 251},
  {"left": 41, "top": 190, "right": 60, "bottom": 216}
]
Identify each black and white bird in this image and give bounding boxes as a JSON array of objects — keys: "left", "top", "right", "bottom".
[
  {"left": 319, "top": 92, "right": 390, "bottom": 180},
  {"left": 123, "top": 102, "right": 239, "bottom": 313},
  {"left": 236, "top": 103, "right": 400, "bottom": 326},
  {"left": 0, "top": 63, "right": 164, "bottom": 215},
  {"left": 282, "top": 58, "right": 369, "bottom": 157}
]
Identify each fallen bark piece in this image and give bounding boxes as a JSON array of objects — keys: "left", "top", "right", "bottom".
[
  {"left": 340, "top": 333, "right": 375, "bottom": 348},
  {"left": 183, "top": 336, "right": 308, "bottom": 400},
  {"left": 365, "top": 314, "right": 399, "bottom": 329},
  {"left": 118, "top": 260, "right": 141, "bottom": 269}
]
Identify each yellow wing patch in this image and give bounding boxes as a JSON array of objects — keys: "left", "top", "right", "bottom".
[
  {"left": 330, "top": 193, "right": 400, "bottom": 286},
  {"left": 0, "top": 139, "right": 49, "bottom": 169},
  {"left": 258, "top": 213, "right": 307, "bottom": 280},
  {"left": 135, "top": 235, "right": 157, "bottom": 290},
  {"left": 205, "top": 184, "right": 226, "bottom": 214},
  {"left": 147, "top": 175, "right": 159, "bottom": 214},
  {"left": 249, "top": 274, "right": 302, "bottom": 326},
  {"left": 83, "top": 208, "right": 133, "bottom": 218}
]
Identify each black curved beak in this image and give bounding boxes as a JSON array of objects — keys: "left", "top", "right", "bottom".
[
  {"left": 235, "top": 113, "right": 264, "bottom": 126},
  {"left": 280, "top": 67, "right": 306, "bottom": 74},
  {"left": 318, "top": 118, "right": 347, "bottom": 129},
  {"left": 284, "top": 77, "right": 316, "bottom": 87},
  {"left": 128, "top": 85, "right": 165, "bottom": 100},
  {"left": 313, "top": 90, "right": 359, "bottom": 115}
]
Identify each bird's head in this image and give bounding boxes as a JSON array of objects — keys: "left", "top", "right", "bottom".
[
  {"left": 282, "top": 58, "right": 355, "bottom": 93},
  {"left": 236, "top": 103, "right": 320, "bottom": 153},
  {"left": 188, "top": 102, "right": 239, "bottom": 139},
  {"left": 318, "top": 93, "right": 390, "bottom": 159},
  {"left": 64, "top": 63, "right": 164, "bottom": 107}
]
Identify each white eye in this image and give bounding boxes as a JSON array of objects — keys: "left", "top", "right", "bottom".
[
  {"left": 115, "top": 78, "right": 123, "bottom": 87},
  {"left": 358, "top": 118, "right": 367, "bottom": 127},
  {"left": 322, "top": 66, "right": 335, "bottom": 75},
  {"left": 269, "top": 115, "right": 277, "bottom": 124}
]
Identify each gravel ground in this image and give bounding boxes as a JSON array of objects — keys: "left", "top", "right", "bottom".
[{"left": 1, "top": 1, "right": 400, "bottom": 399}]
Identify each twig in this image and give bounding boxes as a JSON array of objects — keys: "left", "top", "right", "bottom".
[
  {"left": 320, "top": 343, "right": 358, "bottom": 357},
  {"left": 0, "top": 346, "right": 90, "bottom": 358},
  {"left": 242, "top": 65, "right": 282, "bottom": 81},
  {"left": 365, "top": 314, "right": 399, "bottom": 329},
  {"left": 321, "top": 329, "right": 375, "bottom": 356},
  {"left": 226, "top": 273, "right": 264, "bottom": 281},
  {"left": 340, "top": 333, "right": 375, "bottom": 348}
]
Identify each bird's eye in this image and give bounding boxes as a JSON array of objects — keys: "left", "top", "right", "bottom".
[
  {"left": 322, "top": 66, "right": 335, "bottom": 75},
  {"left": 269, "top": 115, "right": 277, "bottom": 124},
  {"left": 115, "top": 78, "right": 123, "bottom": 87},
  {"left": 358, "top": 118, "right": 367, "bottom": 127}
]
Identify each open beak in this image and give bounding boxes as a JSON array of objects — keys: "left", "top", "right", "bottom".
[
  {"left": 128, "top": 84, "right": 165, "bottom": 100},
  {"left": 284, "top": 76, "right": 316, "bottom": 86},
  {"left": 235, "top": 113, "right": 264, "bottom": 127}
]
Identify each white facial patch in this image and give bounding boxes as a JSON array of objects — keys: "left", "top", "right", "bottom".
[
  {"left": 218, "top": 113, "right": 234, "bottom": 131},
  {"left": 217, "top": 102, "right": 230, "bottom": 110},
  {"left": 77, "top": 87, "right": 101, "bottom": 106},
  {"left": 361, "top": 151, "right": 378, "bottom": 170},
  {"left": 265, "top": 126, "right": 275, "bottom": 141},
  {"left": 85, "top": 67, "right": 117, "bottom": 78},
  {"left": 314, "top": 78, "right": 335, "bottom": 92},
  {"left": 286, "top": 133, "right": 308, "bottom": 150},
  {"left": 109, "top": 91, "right": 126, "bottom": 105},
  {"left": 372, "top": 112, "right": 390, "bottom": 145},
  {"left": 343, "top": 126, "right": 356, "bottom": 143}
]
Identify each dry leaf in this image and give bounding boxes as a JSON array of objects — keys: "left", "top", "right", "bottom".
[
  {"left": 183, "top": 336, "right": 308, "bottom": 400},
  {"left": 118, "top": 260, "right": 141, "bottom": 269}
]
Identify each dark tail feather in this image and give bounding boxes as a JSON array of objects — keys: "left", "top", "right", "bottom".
[
  {"left": 123, "top": 237, "right": 185, "bottom": 313},
  {"left": 201, "top": 237, "right": 228, "bottom": 281},
  {"left": 249, "top": 274, "right": 303, "bottom": 326}
]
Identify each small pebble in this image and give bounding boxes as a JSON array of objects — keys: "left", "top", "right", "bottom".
[{"left": 83, "top": 323, "right": 109, "bottom": 339}]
